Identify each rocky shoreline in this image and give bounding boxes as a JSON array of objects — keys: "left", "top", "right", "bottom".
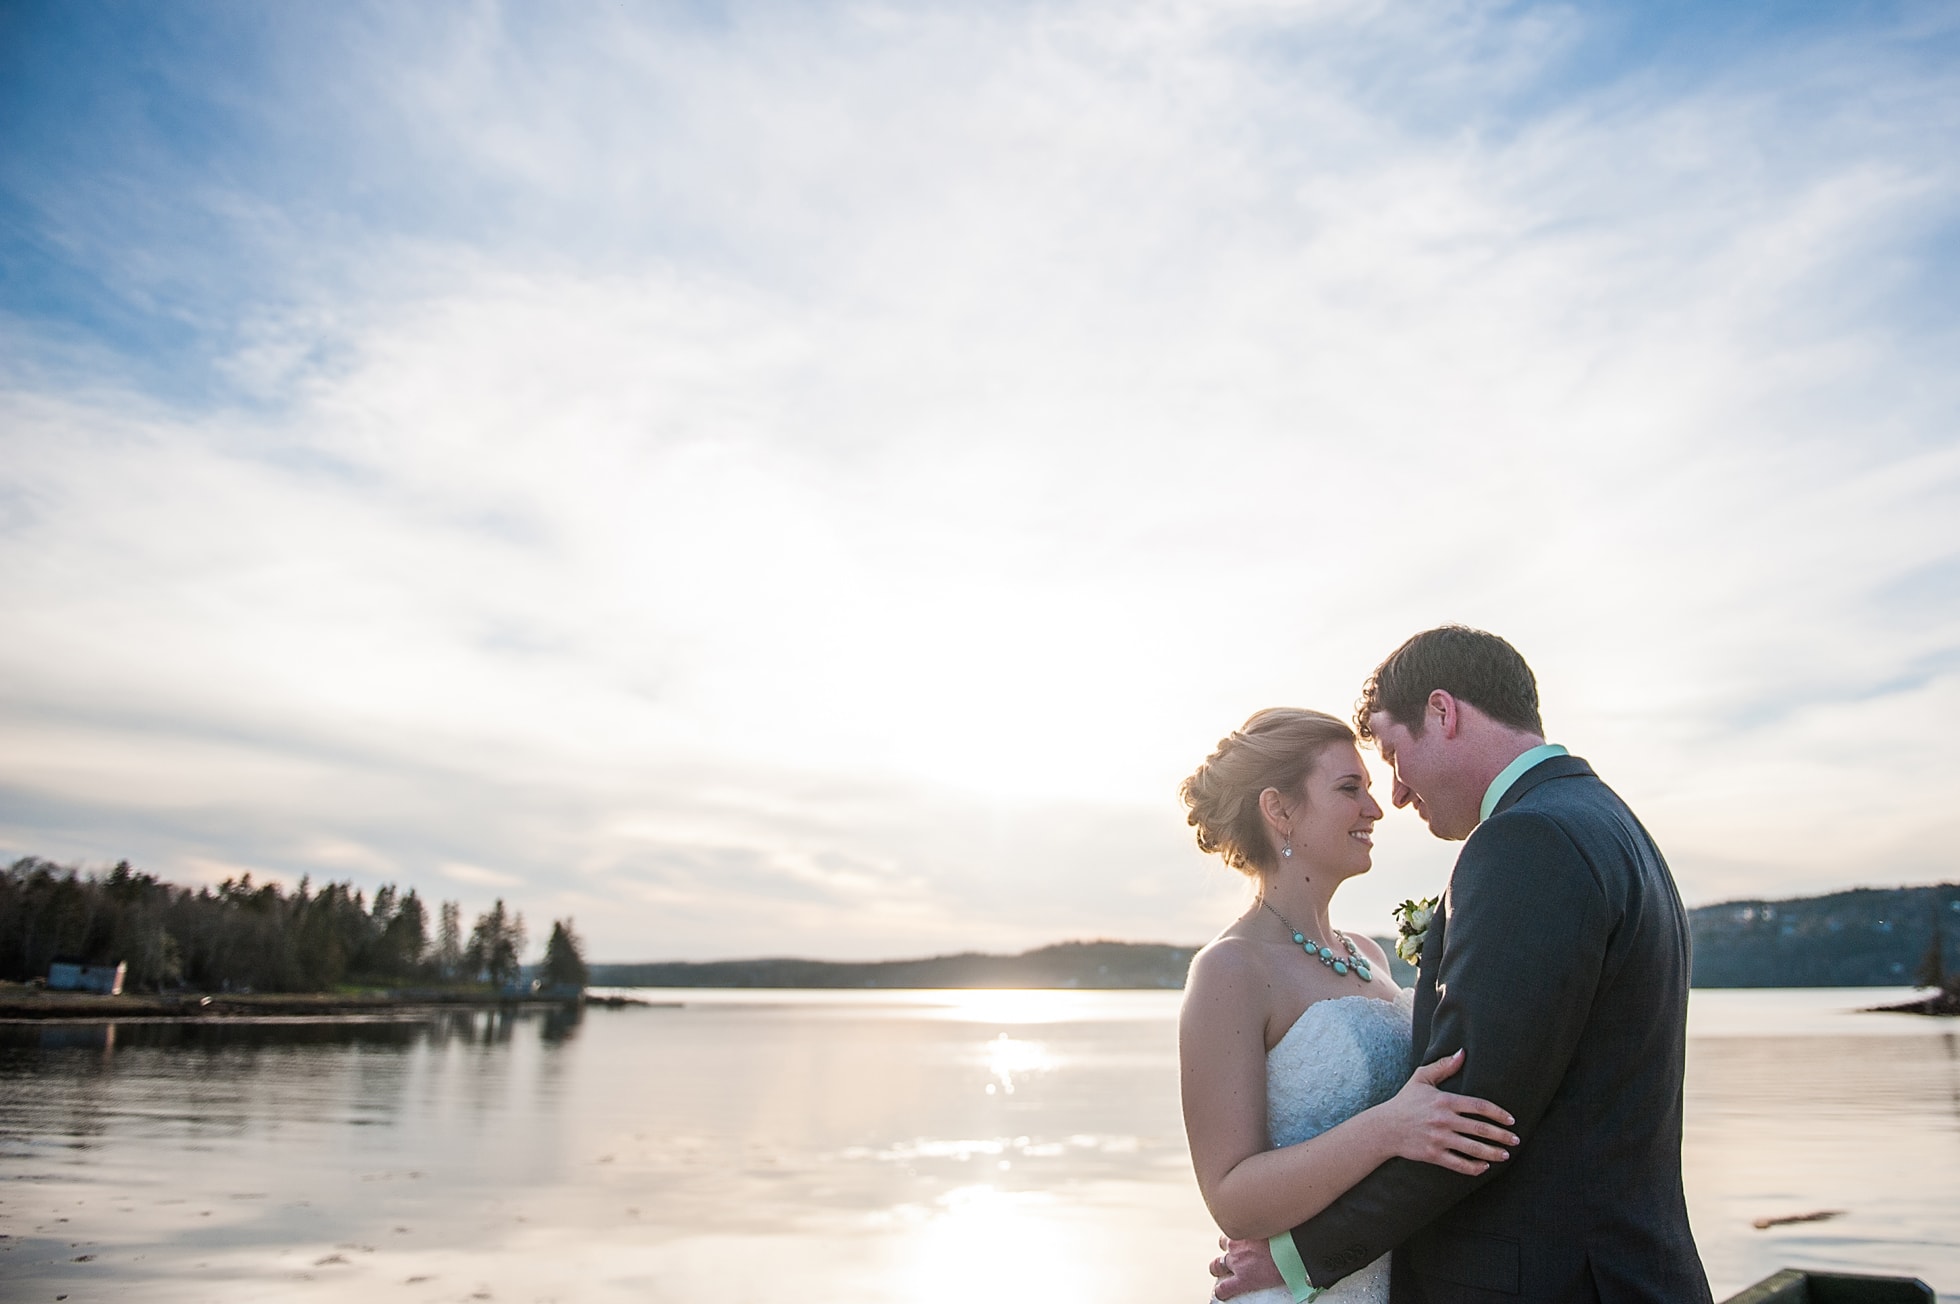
[{"left": 1867, "top": 980, "right": 1960, "bottom": 1016}]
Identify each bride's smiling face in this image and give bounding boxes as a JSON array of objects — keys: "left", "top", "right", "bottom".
[{"left": 1275, "top": 743, "right": 1384, "bottom": 877}]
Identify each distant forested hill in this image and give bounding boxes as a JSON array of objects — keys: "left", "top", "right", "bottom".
[
  {"left": 1690, "top": 882, "right": 1959, "bottom": 987},
  {"left": 594, "top": 883, "right": 1960, "bottom": 990},
  {"left": 589, "top": 937, "right": 1419, "bottom": 990},
  {"left": 591, "top": 940, "right": 1201, "bottom": 990}
]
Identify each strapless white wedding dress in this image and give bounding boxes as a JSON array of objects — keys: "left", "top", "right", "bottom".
[{"left": 1215, "top": 988, "right": 1413, "bottom": 1304}]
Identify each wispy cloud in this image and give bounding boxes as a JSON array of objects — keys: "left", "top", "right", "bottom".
[{"left": 3, "top": 0, "right": 1958, "bottom": 957}]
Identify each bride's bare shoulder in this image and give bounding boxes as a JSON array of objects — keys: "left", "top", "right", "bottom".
[
  {"left": 1180, "top": 932, "right": 1277, "bottom": 1048},
  {"left": 1184, "top": 930, "right": 1271, "bottom": 998}
]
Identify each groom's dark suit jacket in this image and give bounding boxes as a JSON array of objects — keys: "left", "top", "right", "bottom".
[{"left": 1290, "top": 755, "right": 1712, "bottom": 1303}]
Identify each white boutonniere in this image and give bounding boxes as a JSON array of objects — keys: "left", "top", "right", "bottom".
[{"left": 1393, "top": 896, "right": 1439, "bottom": 965}]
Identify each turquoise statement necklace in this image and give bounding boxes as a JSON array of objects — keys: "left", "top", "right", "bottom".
[{"left": 1262, "top": 900, "right": 1373, "bottom": 983}]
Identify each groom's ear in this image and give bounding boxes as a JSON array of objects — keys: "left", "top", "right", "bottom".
[{"left": 1427, "top": 690, "right": 1460, "bottom": 739}]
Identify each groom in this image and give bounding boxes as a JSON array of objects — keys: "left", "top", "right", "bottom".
[{"left": 1213, "top": 626, "right": 1711, "bottom": 1303}]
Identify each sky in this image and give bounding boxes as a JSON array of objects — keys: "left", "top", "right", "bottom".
[{"left": 2, "top": 0, "right": 1957, "bottom": 963}]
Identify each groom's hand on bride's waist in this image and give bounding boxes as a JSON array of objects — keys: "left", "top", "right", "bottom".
[{"left": 1210, "top": 1235, "right": 1283, "bottom": 1299}]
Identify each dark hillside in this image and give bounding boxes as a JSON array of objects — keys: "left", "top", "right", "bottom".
[{"left": 1689, "top": 883, "right": 1959, "bottom": 987}]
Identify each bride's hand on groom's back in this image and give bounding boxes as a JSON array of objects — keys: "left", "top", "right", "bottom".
[
  {"left": 1210, "top": 1234, "right": 1283, "bottom": 1300},
  {"left": 1380, "top": 1049, "right": 1520, "bottom": 1175}
]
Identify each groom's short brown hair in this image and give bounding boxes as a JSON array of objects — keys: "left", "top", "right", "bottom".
[{"left": 1356, "top": 625, "right": 1545, "bottom": 739}]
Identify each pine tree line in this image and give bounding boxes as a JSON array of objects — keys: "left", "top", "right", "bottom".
[{"left": 0, "top": 857, "right": 583, "bottom": 994}]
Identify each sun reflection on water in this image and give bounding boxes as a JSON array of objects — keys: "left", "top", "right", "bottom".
[
  {"left": 985, "top": 1031, "right": 1052, "bottom": 1095},
  {"left": 887, "top": 1184, "right": 1096, "bottom": 1304}
]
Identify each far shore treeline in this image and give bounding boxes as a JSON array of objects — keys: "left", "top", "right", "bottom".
[
  {"left": 3, "top": 857, "right": 1953, "bottom": 993},
  {"left": 0, "top": 857, "right": 588, "bottom": 994}
]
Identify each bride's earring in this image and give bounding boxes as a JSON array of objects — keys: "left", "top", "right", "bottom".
[{"left": 1280, "top": 835, "right": 1293, "bottom": 859}]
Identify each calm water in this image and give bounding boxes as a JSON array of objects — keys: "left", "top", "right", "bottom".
[{"left": 1, "top": 988, "right": 1954, "bottom": 1303}]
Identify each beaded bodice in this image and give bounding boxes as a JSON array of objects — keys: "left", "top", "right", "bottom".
[{"left": 1267, "top": 989, "right": 1414, "bottom": 1147}]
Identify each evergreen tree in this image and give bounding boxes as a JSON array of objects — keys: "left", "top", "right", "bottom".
[
  {"left": 466, "top": 900, "right": 527, "bottom": 986},
  {"left": 541, "top": 918, "right": 589, "bottom": 989},
  {"left": 436, "top": 901, "right": 463, "bottom": 980},
  {"left": 379, "top": 889, "right": 429, "bottom": 977}
]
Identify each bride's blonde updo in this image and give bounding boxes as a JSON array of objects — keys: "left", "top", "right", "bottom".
[{"left": 1180, "top": 708, "right": 1356, "bottom": 877}]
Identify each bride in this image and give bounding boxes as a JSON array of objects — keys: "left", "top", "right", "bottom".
[{"left": 1179, "top": 708, "right": 1517, "bottom": 1303}]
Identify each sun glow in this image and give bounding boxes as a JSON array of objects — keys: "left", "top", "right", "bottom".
[
  {"left": 890, "top": 1185, "right": 1096, "bottom": 1304},
  {"left": 985, "top": 1032, "right": 1053, "bottom": 1096}
]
